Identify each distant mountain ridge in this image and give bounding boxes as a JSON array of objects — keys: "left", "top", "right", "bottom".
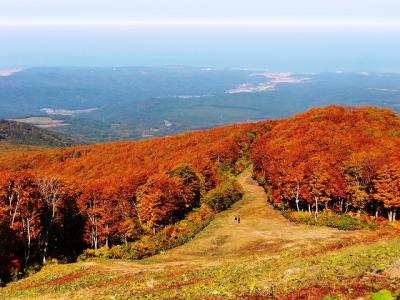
[{"left": 0, "top": 120, "right": 76, "bottom": 147}]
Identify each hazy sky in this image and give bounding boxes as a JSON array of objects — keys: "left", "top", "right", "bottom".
[
  {"left": 2, "top": 0, "right": 400, "bottom": 25},
  {"left": 1, "top": 1, "right": 400, "bottom": 71}
]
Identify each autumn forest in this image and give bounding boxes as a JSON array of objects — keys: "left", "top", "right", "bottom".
[{"left": 1, "top": 106, "right": 400, "bottom": 287}]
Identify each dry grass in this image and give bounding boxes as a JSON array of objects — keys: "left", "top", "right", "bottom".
[{"left": 150, "top": 168, "right": 363, "bottom": 263}]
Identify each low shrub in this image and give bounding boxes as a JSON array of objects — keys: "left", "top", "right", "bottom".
[
  {"left": 78, "top": 246, "right": 114, "bottom": 261},
  {"left": 285, "top": 210, "right": 378, "bottom": 231},
  {"left": 79, "top": 204, "right": 215, "bottom": 261},
  {"left": 123, "top": 204, "right": 215, "bottom": 260},
  {"left": 202, "top": 178, "right": 244, "bottom": 212},
  {"left": 371, "top": 289, "right": 398, "bottom": 300}
]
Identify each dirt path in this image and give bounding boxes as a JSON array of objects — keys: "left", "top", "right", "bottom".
[{"left": 145, "top": 167, "right": 360, "bottom": 265}]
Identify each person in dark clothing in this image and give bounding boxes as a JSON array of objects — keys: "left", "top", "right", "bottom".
[{"left": 237, "top": 217, "right": 241, "bottom": 223}]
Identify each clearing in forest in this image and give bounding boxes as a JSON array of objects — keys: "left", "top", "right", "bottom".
[{"left": 150, "top": 167, "right": 361, "bottom": 264}]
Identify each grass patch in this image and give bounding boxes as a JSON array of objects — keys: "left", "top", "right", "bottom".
[
  {"left": 2, "top": 237, "right": 400, "bottom": 299},
  {"left": 283, "top": 210, "right": 379, "bottom": 231}
]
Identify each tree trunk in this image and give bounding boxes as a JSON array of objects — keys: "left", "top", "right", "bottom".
[
  {"left": 91, "top": 224, "right": 98, "bottom": 249},
  {"left": 42, "top": 213, "right": 52, "bottom": 264},
  {"left": 94, "top": 225, "right": 98, "bottom": 249},
  {"left": 393, "top": 210, "right": 397, "bottom": 223},
  {"left": 24, "top": 218, "right": 31, "bottom": 266},
  {"left": 308, "top": 203, "right": 311, "bottom": 215},
  {"left": 42, "top": 238, "right": 48, "bottom": 264},
  {"left": 94, "top": 234, "right": 98, "bottom": 250},
  {"left": 389, "top": 210, "right": 393, "bottom": 224},
  {"left": 11, "top": 195, "right": 20, "bottom": 228},
  {"left": 105, "top": 224, "right": 109, "bottom": 248},
  {"left": 296, "top": 201, "right": 300, "bottom": 212},
  {"left": 375, "top": 209, "right": 379, "bottom": 219},
  {"left": 8, "top": 192, "right": 14, "bottom": 218},
  {"left": 314, "top": 197, "right": 319, "bottom": 220}
]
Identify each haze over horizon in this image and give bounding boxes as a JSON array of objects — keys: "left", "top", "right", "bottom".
[{"left": 1, "top": 0, "right": 400, "bottom": 72}]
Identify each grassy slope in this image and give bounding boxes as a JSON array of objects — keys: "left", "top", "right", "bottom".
[{"left": 1, "top": 168, "right": 399, "bottom": 299}]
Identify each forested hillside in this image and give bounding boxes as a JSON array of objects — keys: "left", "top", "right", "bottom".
[
  {"left": 0, "top": 121, "right": 271, "bottom": 284},
  {"left": 1, "top": 105, "right": 400, "bottom": 291},
  {"left": 0, "top": 120, "right": 75, "bottom": 147},
  {"left": 252, "top": 106, "right": 400, "bottom": 223}
]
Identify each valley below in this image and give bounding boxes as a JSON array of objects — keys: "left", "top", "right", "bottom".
[{"left": 2, "top": 67, "right": 400, "bottom": 143}]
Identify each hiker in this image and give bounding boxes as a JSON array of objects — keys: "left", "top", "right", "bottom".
[
  {"left": 237, "top": 216, "right": 241, "bottom": 223},
  {"left": 234, "top": 216, "right": 237, "bottom": 221}
]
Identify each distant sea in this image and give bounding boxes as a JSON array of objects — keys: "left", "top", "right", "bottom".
[{"left": 1, "top": 26, "right": 400, "bottom": 73}]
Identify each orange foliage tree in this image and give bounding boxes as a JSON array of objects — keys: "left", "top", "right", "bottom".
[
  {"left": 373, "top": 163, "right": 400, "bottom": 223},
  {"left": 137, "top": 173, "right": 194, "bottom": 232}
]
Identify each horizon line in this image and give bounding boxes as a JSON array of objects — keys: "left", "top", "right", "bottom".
[{"left": 1, "top": 18, "right": 400, "bottom": 28}]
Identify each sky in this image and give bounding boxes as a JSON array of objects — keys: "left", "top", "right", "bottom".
[
  {"left": 2, "top": 0, "right": 400, "bottom": 26},
  {"left": 1, "top": 0, "right": 400, "bottom": 71}
]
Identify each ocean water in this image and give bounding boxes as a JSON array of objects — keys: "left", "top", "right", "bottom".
[{"left": 1, "top": 26, "right": 400, "bottom": 72}]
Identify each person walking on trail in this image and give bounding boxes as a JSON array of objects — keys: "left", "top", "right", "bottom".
[{"left": 237, "top": 216, "right": 241, "bottom": 223}]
